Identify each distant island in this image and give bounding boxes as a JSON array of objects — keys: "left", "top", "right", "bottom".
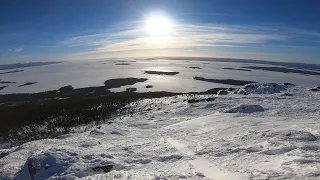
[{"left": 0, "top": 61, "right": 63, "bottom": 70}]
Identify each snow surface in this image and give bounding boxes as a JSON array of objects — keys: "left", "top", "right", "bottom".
[{"left": 1, "top": 84, "right": 320, "bottom": 179}]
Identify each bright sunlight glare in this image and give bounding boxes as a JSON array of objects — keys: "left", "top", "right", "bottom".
[{"left": 145, "top": 16, "right": 172, "bottom": 36}]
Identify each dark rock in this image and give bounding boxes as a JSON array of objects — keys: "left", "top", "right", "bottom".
[
  {"left": 188, "top": 99, "right": 199, "bottom": 103},
  {"left": 205, "top": 97, "right": 215, "bottom": 101},
  {"left": 146, "top": 85, "right": 153, "bottom": 88},
  {"left": 145, "top": 108, "right": 152, "bottom": 111},
  {"left": 126, "top": 88, "right": 137, "bottom": 92},
  {"left": 284, "top": 83, "right": 295, "bottom": 86},
  {"left": 309, "top": 88, "right": 318, "bottom": 91},
  {"left": 308, "top": 87, "right": 320, "bottom": 91},
  {"left": 282, "top": 92, "right": 294, "bottom": 96},
  {"left": 92, "top": 164, "right": 113, "bottom": 172},
  {"left": 0, "top": 152, "right": 9, "bottom": 159}
]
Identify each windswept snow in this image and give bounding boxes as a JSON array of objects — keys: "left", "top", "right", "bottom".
[
  {"left": 1, "top": 83, "right": 320, "bottom": 179},
  {"left": 236, "top": 83, "right": 288, "bottom": 95},
  {"left": 224, "top": 104, "right": 265, "bottom": 113}
]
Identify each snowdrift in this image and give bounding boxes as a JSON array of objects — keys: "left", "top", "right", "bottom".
[{"left": 235, "top": 83, "right": 288, "bottom": 94}]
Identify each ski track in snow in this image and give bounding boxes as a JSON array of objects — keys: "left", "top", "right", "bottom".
[{"left": 1, "top": 84, "right": 320, "bottom": 179}]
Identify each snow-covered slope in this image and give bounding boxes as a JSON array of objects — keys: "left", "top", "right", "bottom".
[{"left": 1, "top": 84, "right": 319, "bottom": 179}]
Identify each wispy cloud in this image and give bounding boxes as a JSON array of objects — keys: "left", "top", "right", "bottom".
[
  {"left": 60, "top": 21, "right": 320, "bottom": 60},
  {"left": 8, "top": 48, "right": 23, "bottom": 53},
  {"left": 14, "top": 48, "right": 23, "bottom": 53}
]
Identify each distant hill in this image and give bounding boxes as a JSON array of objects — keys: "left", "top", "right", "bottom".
[{"left": 0, "top": 61, "right": 63, "bottom": 70}]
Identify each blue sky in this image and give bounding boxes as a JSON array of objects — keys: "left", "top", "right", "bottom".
[{"left": 1, "top": 0, "right": 320, "bottom": 64}]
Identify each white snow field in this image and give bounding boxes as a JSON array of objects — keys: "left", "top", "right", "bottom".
[{"left": 1, "top": 83, "right": 320, "bottom": 179}]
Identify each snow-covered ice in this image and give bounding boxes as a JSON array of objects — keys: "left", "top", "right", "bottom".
[
  {"left": 0, "top": 83, "right": 319, "bottom": 179},
  {"left": 1, "top": 59, "right": 320, "bottom": 94}
]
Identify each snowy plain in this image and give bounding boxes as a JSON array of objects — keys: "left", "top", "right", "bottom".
[
  {"left": 0, "top": 83, "right": 319, "bottom": 180},
  {"left": 0, "top": 59, "right": 320, "bottom": 94}
]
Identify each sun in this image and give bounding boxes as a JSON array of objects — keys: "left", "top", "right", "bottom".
[{"left": 145, "top": 16, "right": 172, "bottom": 36}]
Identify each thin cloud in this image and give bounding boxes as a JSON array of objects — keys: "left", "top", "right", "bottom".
[
  {"left": 8, "top": 48, "right": 23, "bottom": 53},
  {"left": 62, "top": 22, "right": 287, "bottom": 49},
  {"left": 60, "top": 21, "right": 320, "bottom": 59},
  {"left": 15, "top": 48, "right": 22, "bottom": 53},
  {"left": 179, "top": 12, "right": 230, "bottom": 16}
]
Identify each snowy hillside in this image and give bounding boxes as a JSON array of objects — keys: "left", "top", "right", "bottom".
[{"left": 0, "top": 83, "right": 319, "bottom": 179}]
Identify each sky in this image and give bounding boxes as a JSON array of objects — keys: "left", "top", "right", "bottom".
[{"left": 1, "top": 0, "right": 320, "bottom": 64}]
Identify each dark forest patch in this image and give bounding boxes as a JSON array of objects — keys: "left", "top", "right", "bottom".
[
  {"left": 0, "top": 85, "right": 8, "bottom": 90},
  {"left": 243, "top": 66, "right": 320, "bottom": 76},
  {"left": 0, "top": 62, "right": 62, "bottom": 70},
  {"left": 194, "top": 76, "right": 256, "bottom": 86},
  {"left": 187, "top": 67, "right": 201, "bottom": 69},
  {"left": 19, "top": 82, "right": 37, "bottom": 87},
  {"left": 0, "top": 81, "right": 16, "bottom": 84},
  {"left": 126, "top": 87, "right": 137, "bottom": 92},
  {"left": 0, "top": 83, "right": 227, "bottom": 142},
  {"left": 145, "top": 71, "right": 179, "bottom": 75},
  {"left": 0, "top": 69, "right": 24, "bottom": 74},
  {"left": 104, "top": 78, "right": 147, "bottom": 89},
  {"left": 118, "top": 60, "right": 136, "bottom": 63},
  {"left": 222, "top": 67, "right": 252, "bottom": 72}
]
